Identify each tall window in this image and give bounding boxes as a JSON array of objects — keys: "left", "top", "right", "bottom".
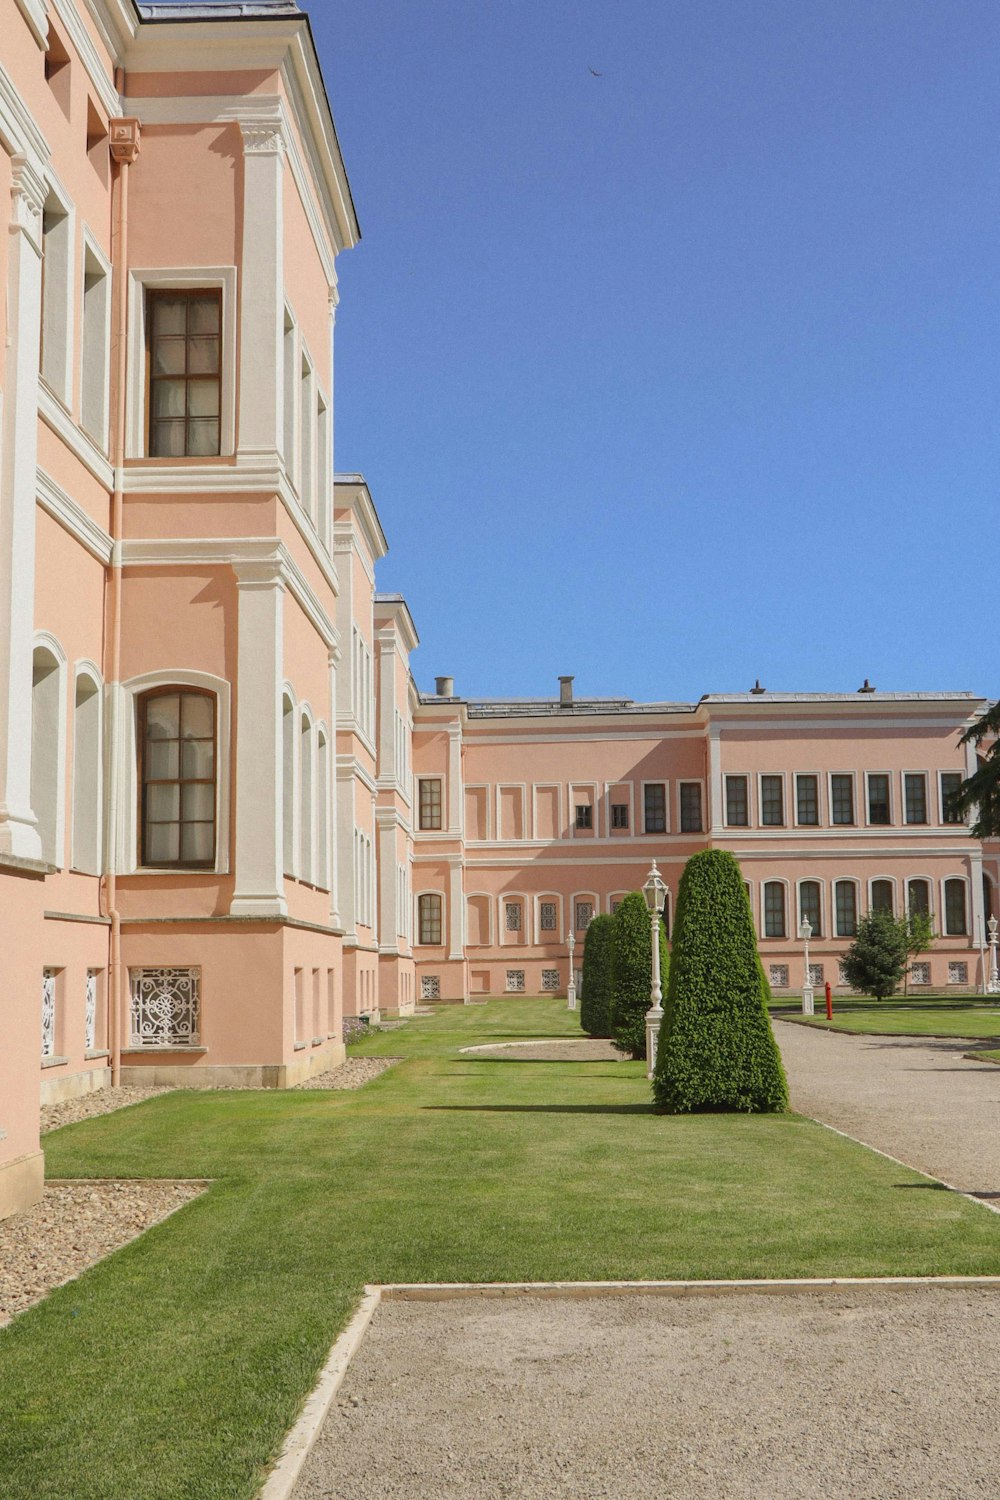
[
  {"left": 830, "top": 775, "right": 854, "bottom": 825},
  {"left": 799, "top": 881, "right": 822, "bottom": 937},
  {"left": 940, "top": 771, "right": 964, "bottom": 824},
  {"left": 725, "top": 775, "right": 748, "bottom": 827},
  {"left": 867, "top": 774, "right": 890, "bottom": 825},
  {"left": 760, "top": 775, "right": 784, "bottom": 826},
  {"left": 418, "top": 893, "right": 442, "bottom": 945},
  {"left": 419, "top": 778, "right": 442, "bottom": 830},
  {"left": 763, "top": 881, "right": 786, "bottom": 939},
  {"left": 907, "top": 879, "right": 930, "bottom": 920},
  {"left": 139, "top": 689, "right": 216, "bottom": 867},
  {"left": 871, "top": 879, "right": 894, "bottom": 915},
  {"left": 796, "top": 774, "right": 818, "bottom": 826},
  {"left": 643, "top": 783, "right": 666, "bottom": 833},
  {"left": 944, "top": 878, "right": 967, "bottom": 936},
  {"left": 904, "top": 773, "right": 927, "bottom": 825},
  {"left": 835, "top": 881, "right": 857, "bottom": 938},
  {"left": 679, "top": 782, "right": 702, "bottom": 832},
  {"left": 146, "top": 290, "right": 222, "bottom": 457}
]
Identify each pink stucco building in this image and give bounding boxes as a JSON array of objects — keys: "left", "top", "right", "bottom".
[{"left": 0, "top": 0, "right": 994, "bottom": 1223}]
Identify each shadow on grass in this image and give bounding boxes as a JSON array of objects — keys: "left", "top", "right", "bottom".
[{"left": 423, "top": 1103, "right": 655, "bottom": 1115}]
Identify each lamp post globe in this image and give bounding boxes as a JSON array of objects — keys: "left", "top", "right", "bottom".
[
  {"left": 799, "top": 916, "right": 814, "bottom": 1016},
  {"left": 643, "top": 862, "right": 668, "bottom": 1078}
]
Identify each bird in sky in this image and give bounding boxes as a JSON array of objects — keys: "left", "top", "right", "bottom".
[{"left": 588, "top": 66, "right": 602, "bottom": 76}]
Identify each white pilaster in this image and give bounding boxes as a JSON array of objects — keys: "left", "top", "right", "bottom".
[
  {"left": 327, "top": 645, "right": 341, "bottom": 927},
  {"left": 969, "top": 847, "right": 986, "bottom": 979},
  {"left": 0, "top": 158, "right": 46, "bottom": 859},
  {"left": 376, "top": 810, "right": 397, "bottom": 954},
  {"left": 376, "top": 633, "right": 395, "bottom": 781},
  {"left": 447, "top": 725, "right": 463, "bottom": 835},
  {"left": 448, "top": 856, "right": 465, "bottom": 961},
  {"left": 708, "top": 726, "right": 724, "bottom": 835},
  {"left": 336, "top": 758, "right": 356, "bottom": 941},
  {"left": 237, "top": 121, "right": 284, "bottom": 463},
  {"left": 230, "top": 560, "right": 286, "bottom": 916}
]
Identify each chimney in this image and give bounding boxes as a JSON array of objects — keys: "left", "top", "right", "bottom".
[
  {"left": 750, "top": 679, "right": 766, "bottom": 695},
  {"left": 858, "top": 678, "right": 876, "bottom": 694},
  {"left": 435, "top": 676, "right": 454, "bottom": 698},
  {"left": 559, "top": 675, "right": 574, "bottom": 706}
]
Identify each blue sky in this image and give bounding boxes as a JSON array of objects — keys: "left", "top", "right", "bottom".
[{"left": 310, "top": 0, "right": 999, "bottom": 704}]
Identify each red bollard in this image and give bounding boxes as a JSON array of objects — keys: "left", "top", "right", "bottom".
[{"left": 825, "top": 980, "right": 833, "bottom": 1020}]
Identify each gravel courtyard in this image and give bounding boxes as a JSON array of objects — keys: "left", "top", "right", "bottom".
[{"left": 291, "top": 1288, "right": 1000, "bottom": 1500}]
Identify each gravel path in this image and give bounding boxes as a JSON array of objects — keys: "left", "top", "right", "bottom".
[
  {"left": 291, "top": 1289, "right": 1000, "bottom": 1499},
  {"left": 293, "top": 1058, "right": 401, "bottom": 1089},
  {"left": 41, "top": 1085, "right": 174, "bottom": 1134},
  {"left": 776, "top": 1021, "right": 1000, "bottom": 1198},
  {"left": 0, "top": 1180, "right": 206, "bottom": 1326}
]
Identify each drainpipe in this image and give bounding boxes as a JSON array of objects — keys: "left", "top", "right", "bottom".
[{"left": 106, "top": 109, "right": 140, "bottom": 1085}]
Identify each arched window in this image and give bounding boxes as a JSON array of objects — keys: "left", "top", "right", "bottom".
[
  {"left": 139, "top": 688, "right": 216, "bottom": 867},
  {"left": 944, "top": 878, "right": 967, "bottom": 936},
  {"left": 299, "top": 712, "right": 313, "bottom": 883},
  {"left": 31, "top": 641, "right": 66, "bottom": 866},
  {"left": 72, "top": 670, "right": 103, "bottom": 874},
  {"left": 282, "top": 692, "right": 296, "bottom": 877},
  {"left": 799, "top": 880, "right": 822, "bottom": 937},
  {"left": 763, "top": 881, "right": 786, "bottom": 939},
  {"left": 871, "top": 879, "right": 894, "bottom": 916},
  {"left": 418, "top": 893, "right": 442, "bottom": 946},
  {"left": 908, "top": 879, "right": 931, "bottom": 920},
  {"left": 835, "top": 881, "right": 857, "bottom": 938}
]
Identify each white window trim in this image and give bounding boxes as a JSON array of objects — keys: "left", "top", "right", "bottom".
[
  {"left": 760, "top": 877, "right": 790, "bottom": 941},
  {"left": 116, "top": 669, "right": 231, "bottom": 875},
  {"left": 282, "top": 684, "right": 300, "bottom": 881},
  {"left": 531, "top": 782, "right": 561, "bottom": 841},
  {"left": 827, "top": 770, "right": 858, "bottom": 828},
  {"left": 938, "top": 768, "right": 966, "bottom": 826},
  {"left": 415, "top": 888, "right": 446, "bottom": 947},
  {"left": 298, "top": 702, "right": 316, "bottom": 886},
  {"left": 793, "top": 770, "right": 822, "bottom": 829},
  {"left": 941, "top": 875, "right": 970, "bottom": 937},
  {"left": 607, "top": 890, "right": 629, "bottom": 916},
  {"left": 605, "top": 780, "right": 634, "bottom": 837},
  {"left": 722, "top": 772, "right": 751, "bottom": 830},
  {"left": 32, "top": 630, "right": 68, "bottom": 870},
  {"left": 863, "top": 769, "right": 895, "bottom": 828},
  {"left": 901, "top": 768, "right": 931, "bottom": 827},
  {"left": 465, "top": 890, "right": 493, "bottom": 946},
  {"left": 906, "top": 874, "right": 936, "bottom": 921},
  {"left": 676, "top": 778, "right": 706, "bottom": 834},
  {"left": 571, "top": 890, "right": 599, "bottom": 933},
  {"left": 500, "top": 891, "right": 528, "bottom": 941},
  {"left": 417, "top": 774, "right": 445, "bottom": 834},
  {"left": 867, "top": 875, "right": 898, "bottom": 916},
  {"left": 39, "top": 169, "right": 75, "bottom": 411},
  {"left": 126, "top": 267, "right": 238, "bottom": 459},
  {"left": 796, "top": 877, "right": 826, "bottom": 939},
  {"left": 315, "top": 722, "right": 330, "bottom": 893},
  {"left": 640, "top": 778, "right": 671, "bottom": 835},
  {"left": 299, "top": 339, "right": 316, "bottom": 527},
  {"left": 756, "top": 770, "right": 787, "bottom": 829},
  {"left": 497, "top": 782, "right": 529, "bottom": 841},
  {"left": 568, "top": 781, "right": 599, "bottom": 839},
  {"left": 463, "top": 782, "right": 490, "bottom": 841},
  {"left": 535, "top": 892, "right": 563, "bottom": 942},
  {"left": 70, "top": 659, "right": 104, "bottom": 875},
  {"left": 282, "top": 303, "right": 299, "bottom": 482},
  {"left": 79, "top": 227, "right": 112, "bottom": 452},
  {"left": 833, "top": 877, "right": 861, "bottom": 939}
]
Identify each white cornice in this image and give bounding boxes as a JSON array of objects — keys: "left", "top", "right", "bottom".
[
  {"left": 51, "top": 0, "right": 121, "bottom": 117},
  {"left": 0, "top": 57, "right": 51, "bottom": 163},
  {"left": 15, "top": 0, "right": 49, "bottom": 50},
  {"left": 120, "top": 536, "right": 338, "bottom": 648},
  {"left": 334, "top": 475, "right": 389, "bottom": 562},
  {"left": 36, "top": 469, "right": 113, "bottom": 563},
  {"left": 39, "top": 386, "right": 115, "bottom": 488},
  {"left": 336, "top": 755, "right": 377, "bottom": 795}
]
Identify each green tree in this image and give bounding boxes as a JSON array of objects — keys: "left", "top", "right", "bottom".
[
  {"left": 609, "top": 892, "right": 669, "bottom": 1060},
  {"left": 956, "top": 701, "right": 1000, "bottom": 838},
  {"left": 841, "top": 911, "right": 909, "bottom": 1000},
  {"left": 653, "top": 850, "right": 788, "bottom": 1113},
  {"left": 579, "top": 914, "right": 614, "bottom": 1037},
  {"left": 903, "top": 910, "right": 934, "bottom": 995}
]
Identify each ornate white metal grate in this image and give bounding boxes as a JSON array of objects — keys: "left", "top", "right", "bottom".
[
  {"left": 575, "top": 902, "right": 594, "bottom": 931},
  {"left": 505, "top": 903, "right": 521, "bottom": 932},
  {"left": 948, "top": 962, "right": 968, "bottom": 986},
  {"left": 808, "top": 964, "right": 824, "bottom": 986},
  {"left": 129, "top": 967, "right": 200, "bottom": 1047},
  {"left": 420, "top": 975, "right": 440, "bottom": 1000},
  {"left": 41, "top": 968, "right": 57, "bottom": 1057},
  {"left": 541, "top": 969, "right": 559, "bottom": 992},
  {"left": 768, "top": 964, "right": 789, "bottom": 988},
  {"left": 506, "top": 969, "right": 525, "bottom": 993},
  {"left": 85, "top": 970, "right": 98, "bottom": 1050},
  {"left": 539, "top": 902, "right": 557, "bottom": 931},
  {"left": 910, "top": 962, "right": 931, "bottom": 986}
]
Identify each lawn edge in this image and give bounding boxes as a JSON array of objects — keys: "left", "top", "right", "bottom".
[{"left": 777, "top": 1016, "right": 995, "bottom": 1043}]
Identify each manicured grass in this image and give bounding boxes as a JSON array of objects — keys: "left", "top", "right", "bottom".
[
  {"left": 778, "top": 999, "right": 1000, "bottom": 1040},
  {"left": 3, "top": 996, "right": 999, "bottom": 1500}
]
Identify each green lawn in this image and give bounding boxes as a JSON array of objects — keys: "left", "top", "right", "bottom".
[
  {"left": 3, "top": 996, "right": 999, "bottom": 1500},
  {"left": 774, "top": 997, "right": 1000, "bottom": 1040}
]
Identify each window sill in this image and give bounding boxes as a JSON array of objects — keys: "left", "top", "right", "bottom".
[
  {"left": 40, "top": 1055, "right": 69, "bottom": 1069},
  {"left": 121, "top": 1046, "right": 207, "bottom": 1055},
  {"left": 85, "top": 1049, "right": 111, "bottom": 1060},
  {"left": 311, "top": 1036, "right": 324, "bottom": 1047},
  {"left": 293, "top": 1041, "right": 307, "bottom": 1052}
]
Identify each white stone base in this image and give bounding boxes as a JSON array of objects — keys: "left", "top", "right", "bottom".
[
  {"left": 120, "top": 1040, "right": 346, "bottom": 1090},
  {"left": 40, "top": 1064, "right": 112, "bottom": 1107},
  {"left": 0, "top": 1149, "right": 44, "bottom": 1222}
]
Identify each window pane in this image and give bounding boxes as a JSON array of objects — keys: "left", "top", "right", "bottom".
[
  {"left": 904, "top": 773, "right": 927, "bottom": 824},
  {"left": 764, "top": 883, "right": 786, "bottom": 939},
  {"left": 151, "top": 420, "right": 186, "bottom": 457},
  {"left": 760, "top": 775, "right": 783, "bottom": 826},
  {"left": 181, "top": 821, "right": 214, "bottom": 864},
  {"left": 945, "top": 880, "right": 967, "bottom": 935},
  {"left": 725, "top": 776, "right": 748, "bottom": 826},
  {"left": 146, "top": 783, "right": 180, "bottom": 821},
  {"left": 180, "top": 738, "right": 214, "bottom": 779},
  {"left": 187, "top": 378, "right": 220, "bottom": 416},
  {"left": 187, "top": 418, "right": 220, "bottom": 456},
  {"left": 151, "top": 295, "right": 186, "bottom": 335},
  {"left": 799, "top": 882, "right": 822, "bottom": 936},
  {"left": 835, "top": 882, "right": 857, "bottom": 937},
  {"left": 181, "top": 694, "right": 213, "bottom": 739},
  {"left": 908, "top": 880, "right": 930, "bottom": 918},
  {"left": 146, "top": 823, "right": 179, "bottom": 863},
  {"left": 188, "top": 295, "right": 220, "bottom": 334},
  {"left": 611, "top": 804, "right": 628, "bottom": 829},
  {"left": 146, "top": 695, "right": 180, "bottom": 738},
  {"left": 182, "top": 783, "right": 214, "bottom": 822},
  {"left": 147, "top": 738, "right": 179, "bottom": 779},
  {"left": 867, "top": 774, "right": 890, "bottom": 825},
  {"left": 871, "top": 880, "right": 893, "bottom": 915},
  {"left": 152, "top": 378, "right": 186, "bottom": 417},
  {"left": 679, "top": 783, "right": 702, "bottom": 832},
  {"left": 796, "top": 775, "right": 818, "bottom": 825},
  {"left": 941, "top": 772, "right": 963, "bottom": 823},
  {"left": 188, "top": 339, "right": 220, "bottom": 377},
  {"left": 644, "top": 783, "right": 666, "bottom": 833},
  {"left": 831, "top": 776, "right": 854, "bottom": 824}
]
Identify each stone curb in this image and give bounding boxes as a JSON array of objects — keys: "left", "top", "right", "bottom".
[
  {"left": 458, "top": 1037, "right": 618, "bottom": 1054},
  {"left": 802, "top": 1115, "right": 1000, "bottom": 1217},
  {"left": 255, "top": 1271, "right": 1000, "bottom": 1499}
]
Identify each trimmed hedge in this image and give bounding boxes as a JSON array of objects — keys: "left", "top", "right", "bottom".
[
  {"left": 609, "top": 891, "right": 670, "bottom": 1059},
  {"left": 653, "top": 850, "right": 788, "bottom": 1112},
  {"left": 580, "top": 914, "right": 614, "bottom": 1037}
]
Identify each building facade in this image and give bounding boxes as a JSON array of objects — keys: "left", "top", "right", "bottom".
[{"left": 0, "top": 0, "right": 995, "bottom": 1225}]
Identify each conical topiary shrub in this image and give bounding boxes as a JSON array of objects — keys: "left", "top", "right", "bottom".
[
  {"left": 609, "top": 891, "right": 670, "bottom": 1059},
  {"left": 653, "top": 850, "right": 788, "bottom": 1112},
  {"left": 580, "top": 913, "right": 614, "bottom": 1037}
]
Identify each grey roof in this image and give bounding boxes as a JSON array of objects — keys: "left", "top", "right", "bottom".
[
  {"left": 434, "top": 697, "right": 695, "bottom": 719},
  {"left": 701, "top": 692, "right": 983, "bottom": 705}
]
